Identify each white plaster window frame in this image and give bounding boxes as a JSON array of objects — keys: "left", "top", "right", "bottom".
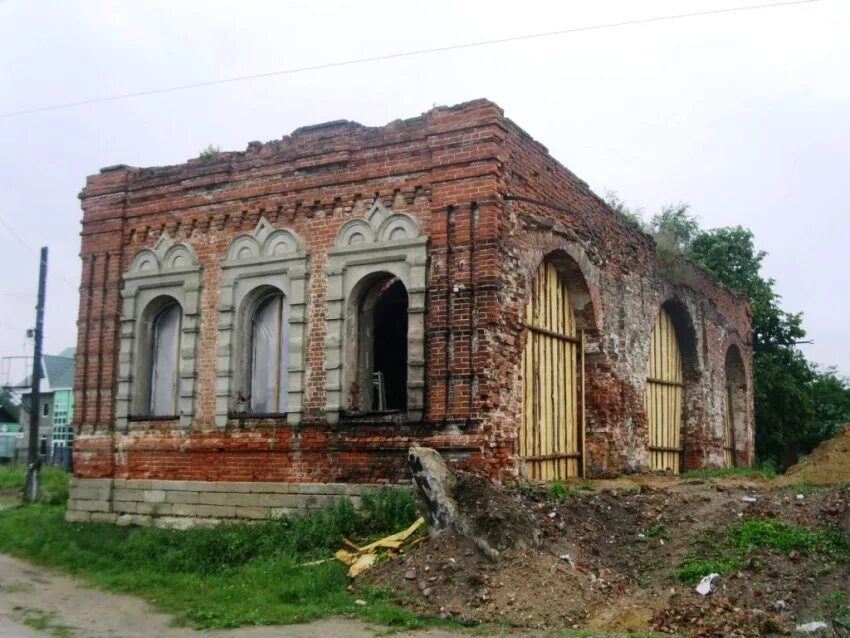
[
  {"left": 215, "top": 218, "right": 309, "bottom": 430},
  {"left": 324, "top": 201, "right": 427, "bottom": 424},
  {"left": 117, "top": 233, "right": 201, "bottom": 431}
]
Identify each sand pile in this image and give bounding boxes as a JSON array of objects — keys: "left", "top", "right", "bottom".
[{"left": 783, "top": 423, "right": 850, "bottom": 485}]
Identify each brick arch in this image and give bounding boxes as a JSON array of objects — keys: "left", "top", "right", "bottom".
[{"left": 520, "top": 240, "right": 603, "bottom": 334}]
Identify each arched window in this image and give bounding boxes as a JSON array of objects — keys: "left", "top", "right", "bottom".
[
  {"left": 349, "top": 275, "right": 408, "bottom": 412},
  {"left": 148, "top": 301, "right": 182, "bottom": 416},
  {"left": 246, "top": 291, "right": 290, "bottom": 414}
]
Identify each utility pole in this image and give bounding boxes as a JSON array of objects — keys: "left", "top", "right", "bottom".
[{"left": 24, "top": 247, "right": 47, "bottom": 503}]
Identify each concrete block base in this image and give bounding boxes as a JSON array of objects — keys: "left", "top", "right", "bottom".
[{"left": 66, "top": 477, "right": 393, "bottom": 528}]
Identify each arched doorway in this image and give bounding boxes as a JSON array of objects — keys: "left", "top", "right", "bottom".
[
  {"left": 724, "top": 345, "right": 746, "bottom": 467},
  {"left": 520, "top": 259, "right": 583, "bottom": 480},
  {"left": 646, "top": 307, "right": 685, "bottom": 472}
]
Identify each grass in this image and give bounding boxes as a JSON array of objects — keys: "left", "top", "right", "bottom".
[
  {"left": 681, "top": 464, "right": 777, "bottom": 480},
  {"left": 0, "top": 483, "right": 440, "bottom": 630},
  {"left": 19, "top": 607, "right": 75, "bottom": 638},
  {"left": 677, "top": 518, "right": 850, "bottom": 584},
  {"left": 0, "top": 463, "right": 70, "bottom": 505}
]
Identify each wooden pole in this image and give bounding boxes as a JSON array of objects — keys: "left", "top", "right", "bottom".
[{"left": 24, "top": 247, "right": 48, "bottom": 504}]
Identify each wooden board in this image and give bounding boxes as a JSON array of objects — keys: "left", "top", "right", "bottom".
[
  {"left": 646, "top": 308, "right": 683, "bottom": 473},
  {"left": 520, "top": 261, "right": 582, "bottom": 480},
  {"left": 724, "top": 384, "right": 736, "bottom": 468}
]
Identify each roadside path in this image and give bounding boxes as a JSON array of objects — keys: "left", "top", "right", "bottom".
[{"left": 0, "top": 554, "right": 487, "bottom": 638}]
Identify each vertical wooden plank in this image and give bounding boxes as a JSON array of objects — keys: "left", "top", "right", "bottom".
[
  {"left": 554, "top": 266, "right": 562, "bottom": 479},
  {"left": 557, "top": 267, "right": 563, "bottom": 478},
  {"left": 548, "top": 264, "right": 556, "bottom": 480},
  {"left": 661, "top": 312, "right": 674, "bottom": 470},
  {"left": 580, "top": 330, "right": 586, "bottom": 478},
  {"left": 533, "top": 267, "right": 541, "bottom": 480}
]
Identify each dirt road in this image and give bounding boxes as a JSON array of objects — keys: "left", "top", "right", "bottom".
[{"left": 0, "top": 554, "right": 484, "bottom": 638}]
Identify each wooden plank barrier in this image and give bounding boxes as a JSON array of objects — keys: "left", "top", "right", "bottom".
[
  {"left": 646, "top": 308, "right": 684, "bottom": 473},
  {"left": 520, "top": 261, "right": 583, "bottom": 480}
]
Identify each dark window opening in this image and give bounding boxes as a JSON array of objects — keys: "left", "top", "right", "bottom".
[{"left": 355, "top": 276, "right": 408, "bottom": 412}]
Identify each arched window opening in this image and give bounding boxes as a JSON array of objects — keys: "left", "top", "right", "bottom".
[
  {"left": 148, "top": 301, "right": 182, "bottom": 416},
  {"left": 247, "top": 291, "right": 290, "bottom": 414},
  {"left": 354, "top": 275, "right": 408, "bottom": 412},
  {"left": 724, "top": 345, "right": 746, "bottom": 468}
]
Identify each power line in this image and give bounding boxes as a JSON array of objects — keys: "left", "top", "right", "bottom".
[
  {"left": 0, "top": 0, "right": 819, "bottom": 119},
  {"left": 0, "top": 213, "right": 133, "bottom": 328}
]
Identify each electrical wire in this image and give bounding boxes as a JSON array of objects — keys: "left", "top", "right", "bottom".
[{"left": 0, "top": 0, "right": 819, "bottom": 119}]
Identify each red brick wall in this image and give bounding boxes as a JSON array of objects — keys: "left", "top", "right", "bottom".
[{"left": 72, "top": 99, "right": 753, "bottom": 483}]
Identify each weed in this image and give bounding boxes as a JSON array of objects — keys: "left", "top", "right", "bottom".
[
  {"left": 727, "top": 519, "right": 850, "bottom": 559},
  {"left": 551, "top": 480, "right": 567, "bottom": 502},
  {"left": 0, "top": 489, "right": 435, "bottom": 630},
  {"left": 682, "top": 465, "right": 776, "bottom": 480},
  {"left": 577, "top": 482, "right": 594, "bottom": 491},
  {"left": 678, "top": 517, "right": 850, "bottom": 584},
  {"left": 677, "top": 556, "right": 742, "bottom": 584},
  {"left": 646, "top": 524, "right": 672, "bottom": 541},
  {"left": 198, "top": 144, "right": 220, "bottom": 159},
  {"left": 635, "top": 557, "right": 663, "bottom": 588},
  {"left": 19, "top": 608, "right": 75, "bottom": 637},
  {"left": 0, "top": 464, "right": 69, "bottom": 505}
]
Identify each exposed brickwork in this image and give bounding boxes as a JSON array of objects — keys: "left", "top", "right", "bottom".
[{"left": 72, "top": 99, "right": 754, "bottom": 511}]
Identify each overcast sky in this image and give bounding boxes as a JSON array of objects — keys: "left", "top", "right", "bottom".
[{"left": 0, "top": 0, "right": 847, "bottom": 384}]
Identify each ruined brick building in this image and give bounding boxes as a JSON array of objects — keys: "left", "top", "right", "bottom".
[{"left": 68, "top": 100, "right": 753, "bottom": 525}]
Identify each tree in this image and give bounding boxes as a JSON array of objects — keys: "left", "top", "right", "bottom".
[
  {"left": 649, "top": 203, "right": 701, "bottom": 253},
  {"left": 0, "top": 388, "right": 19, "bottom": 422},
  {"left": 689, "top": 227, "right": 804, "bottom": 352}
]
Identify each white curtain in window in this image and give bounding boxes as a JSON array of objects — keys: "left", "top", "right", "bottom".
[
  {"left": 149, "top": 302, "right": 181, "bottom": 415},
  {"left": 250, "top": 293, "right": 289, "bottom": 413}
]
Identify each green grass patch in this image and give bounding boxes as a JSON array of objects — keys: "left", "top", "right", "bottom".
[
  {"left": 551, "top": 480, "right": 568, "bottom": 502},
  {"left": 678, "top": 517, "right": 850, "bottom": 584},
  {"left": 0, "top": 463, "right": 70, "bottom": 505},
  {"left": 681, "top": 465, "right": 777, "bottom": 480},
  {"left": 0, "top": 488, "right": 439, "bottom": 630},
  {"left": 645, "top": 523, "right": 672, "bottom": 541},
  {"left": 19, "top": 608, "right": 75, "bottom": 638}
]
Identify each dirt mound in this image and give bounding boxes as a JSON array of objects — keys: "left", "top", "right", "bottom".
[
  {"left": 783, "top": 423, "right": 850, "bottom": 485},
  {"left": 361, "top": 480, "right": 850, "bottom": 635},
  {"left": 365, "top": 530, "right": 604, "bottom": 628},
  {"left": 408, "top": 446, "right": 541, "bottom": 559}
]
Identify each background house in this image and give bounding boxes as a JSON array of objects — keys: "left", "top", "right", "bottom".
[{"left": 17, "top": 348, "right": 75, "bottom": 465}]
